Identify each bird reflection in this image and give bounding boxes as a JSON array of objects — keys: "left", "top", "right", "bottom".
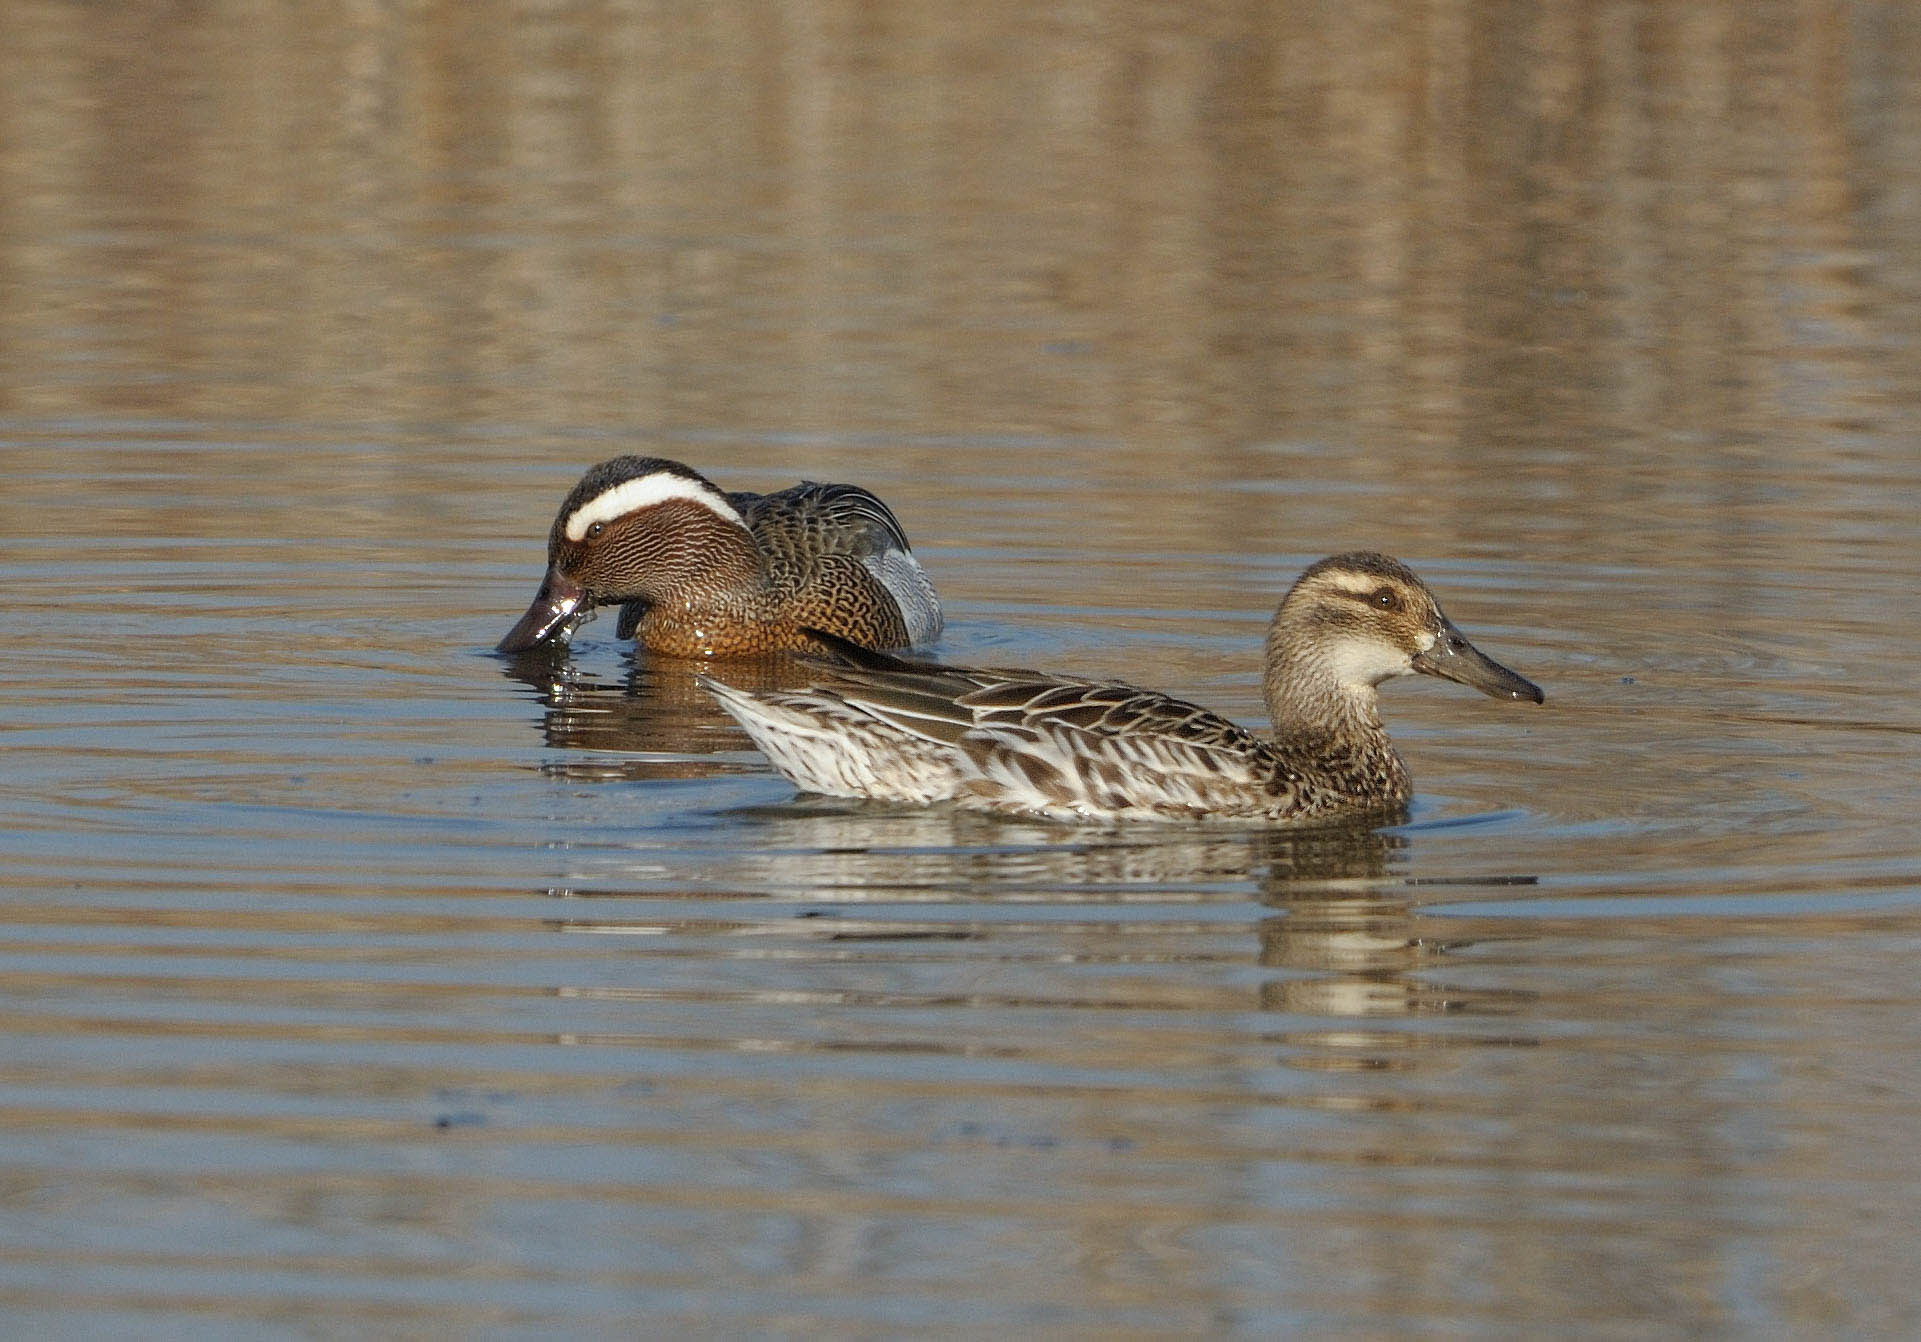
[
  {"left": 701, "top": 804, "right": 1403, "bottom": 893},
  {"left": 1256, "top": 835, "right": 1539, "bottom": 1021},
  {"left": 696, "top": 811, "right": 1540, "bottom": 1026},
  {"left": 498, "top": 645, "right": 813, "bottom": 779}
]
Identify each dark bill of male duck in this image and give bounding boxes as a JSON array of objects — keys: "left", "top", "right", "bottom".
[
  {"left": 496, "top": 456, "right": 943, "bottom": 659},
  {"left": 699, "top": 551, "right": 1543, "bottom": 825}
]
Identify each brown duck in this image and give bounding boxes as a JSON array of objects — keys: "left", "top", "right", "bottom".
[
  {"left": 497, "top": 456, "right": 942, "bottom": 658},
  {"left": 699, "top": 552, "right": 1542, "bottom": 823}
]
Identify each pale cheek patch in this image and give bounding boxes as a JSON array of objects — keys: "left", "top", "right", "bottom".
[
  {"left": 1325, "top": 638, "right": 1414, "bottom": 689},
  {"left": 1415, "top": 630, "right": 1437, "bottom": 653},
  {"left": 563, "top": 475, "right": 748, "bottom": 541}
]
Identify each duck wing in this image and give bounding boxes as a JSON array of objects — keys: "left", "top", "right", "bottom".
[
  {"left": 734, "top": 481, "right": 914, "bottom": 558},
  {"left": 740, "top": 484, "right": 942, "bottom": 646},
  {"left": 805, "top": 661, "right": 1279, "bottom": 817}
]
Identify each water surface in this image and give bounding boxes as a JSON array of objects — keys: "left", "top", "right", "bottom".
[{"left": 3, "top": 2, "right": 1920, "bottom": 1334}]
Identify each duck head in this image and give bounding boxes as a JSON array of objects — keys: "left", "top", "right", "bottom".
[
  {"left": 1265, "top": 551, "right": 1544, "bottom": 709},
  {"left": 496, "top": 456, "right": 763, "bottom": 654}
]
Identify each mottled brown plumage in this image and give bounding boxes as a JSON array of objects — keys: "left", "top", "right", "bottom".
[
  {"left": 700, "top": 553, "right": 1544, "bottom": 823},
  {"left": 497, "top": 457, "right": 942, "bottom": 658}
]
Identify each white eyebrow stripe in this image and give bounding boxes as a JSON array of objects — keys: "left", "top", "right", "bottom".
[{"left": 563, "top": 475, "right": 749, "bottom": 540}]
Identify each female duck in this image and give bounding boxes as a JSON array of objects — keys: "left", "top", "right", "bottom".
[
  {"left": 498, "top": 456, "right": 942, "bottom": 657},
  {"left": 698, "top": 552, "right": 1542, "bottom": 823}
]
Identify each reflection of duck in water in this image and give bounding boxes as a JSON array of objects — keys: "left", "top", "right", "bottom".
[
  {"left": 497, "top": 456, "right": 942, "bottom": 658},
  {"left": 710, "top": 806, "right": 1405, "bottom": 892},
  {"left": 702, "top": 553, "right": 1542, "bottom": 823},
  {"left": 1258, "top": 890, "right": 1538, "bottom": 1021},
  {"left": 1250, "top": 826, "right": 1539, "bottom": 1020},
  {"left": 498, "top": 652, "right": 811, "bottom": 778}
]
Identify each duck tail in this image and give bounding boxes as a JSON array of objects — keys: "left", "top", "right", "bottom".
[{"left": 797, "top": 627, "right": 931, "bottom": 672}]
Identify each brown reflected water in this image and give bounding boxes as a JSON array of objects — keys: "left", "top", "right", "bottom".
[{"left": 2, "top": 1, "right": 1920, "bottom": 1334}]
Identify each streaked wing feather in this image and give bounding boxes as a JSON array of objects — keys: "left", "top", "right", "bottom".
[
  {"left": 740, "top": 481, "right": 914, "bottom": 556},
  {"left": 960, "top": 715, "right": 1278, "bottom": 817},
  {"left": 802, "top": 482, "right": 915, "bottom": 553},
  {"left": 820, "top": 682, "right": 979, "bottom": 747},
  {"left": 952, "top": 677, "right": 1265, "bottom": 755}
]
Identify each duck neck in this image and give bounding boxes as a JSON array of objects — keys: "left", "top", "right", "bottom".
[
  {"left": 613, "top": 514, "right": 779, "bottom": 650},
  {"left": 1261, "top": 625, "right": 1411, "bottom": 804},
  {"left": 640, "top": 515, "right": 774, "bottom": 612}
]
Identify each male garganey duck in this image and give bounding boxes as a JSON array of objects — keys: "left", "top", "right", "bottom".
[
  {"left": 699, "top": 552, "right": 1542, "bottom": 823},
  {"left": 497, "top": 456, "right": 942, "bottom": 657}
]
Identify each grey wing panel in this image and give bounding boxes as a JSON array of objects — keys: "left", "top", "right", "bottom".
[{"left": 860, "top": 548, "right": 943, "bottom": 645}]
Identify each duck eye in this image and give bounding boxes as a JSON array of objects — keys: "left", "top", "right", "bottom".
[
  {"left": 586, "top": 521, "right": 606, "bottom": 540},
  {"left": 1371, "top": 587, "right": 1399, "bottom": 610}
]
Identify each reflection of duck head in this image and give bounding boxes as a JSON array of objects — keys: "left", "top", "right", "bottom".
[
  {"left": 498, "top": 649, "right": 821, "bottom": 779},
  {"left": 1257, "top": 840, "right": 1539, "bottom": 1020}
]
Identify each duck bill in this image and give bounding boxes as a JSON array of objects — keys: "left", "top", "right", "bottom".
[
  {"left": 1412, "top": 620, "right": 1544, "bottom": 703},
  {"left": 496, "top": 567, "right": 589, "bottom": 654}
]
